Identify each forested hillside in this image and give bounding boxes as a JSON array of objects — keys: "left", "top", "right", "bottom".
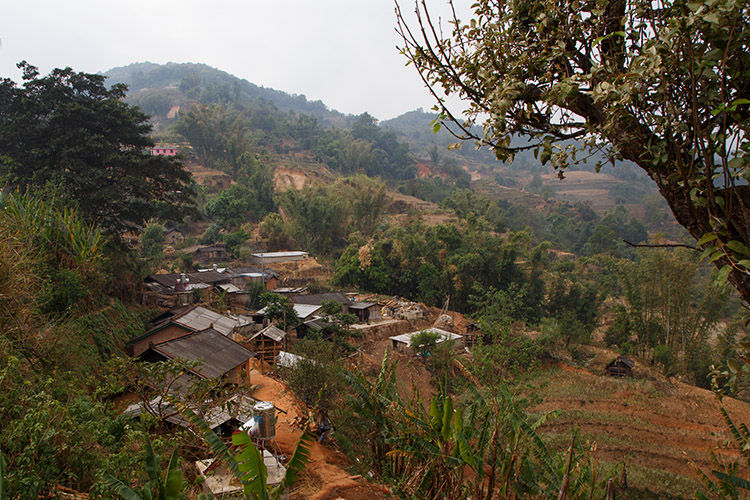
[
  {"left": 104, "top": 61, "right": 348, "bottom": 126},
  {"left": 1, "top": 56, "right": 748, "bottom": 499}
]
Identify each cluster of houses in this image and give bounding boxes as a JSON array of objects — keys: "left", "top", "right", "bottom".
[
  {"left": 122, "top": 243, "right": 496, "bottom": 494},
  {"left": 122, "top": 301, "right": 293, "bottom": 496},
  {"left": 142, "top": 251, "right": 317, "bottom": 309},
  {"left": 143, "top": 265, "right": 279, "bottom": 308},
  {"left": 128, "top": 250, "right": 487, "bottom": 438}
]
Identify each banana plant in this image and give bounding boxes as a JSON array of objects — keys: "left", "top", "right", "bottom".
[
  {"left": 175, "top": 401, "right": 314, "bottom": 500},
  {"left": 343, "top": 350, "right": 399, "bottom": 476},
  {"left": 347, "top": 355, "right": 608, "bottom": 499},
  {"left": 697, "top": 407, "right": 750, "bottom": 499},
  {"left": 102, "top": 436, "right": 183, "bottom": 500}
]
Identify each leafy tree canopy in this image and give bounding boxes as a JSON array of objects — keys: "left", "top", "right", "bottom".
[
  {"left": 0, "top": 62, "right": 196, "bottom": 232},
  {"left": 397, "top": 0, "right": 750, "bottom": 301}
]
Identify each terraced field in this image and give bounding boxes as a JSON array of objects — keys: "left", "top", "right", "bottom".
[{"left": 521, "top": 347, "right": 750, "bottom": 498}]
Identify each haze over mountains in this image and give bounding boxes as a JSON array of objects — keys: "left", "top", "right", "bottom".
[{"left": 103, "top": 61, "right": 663, "bottom": 219}]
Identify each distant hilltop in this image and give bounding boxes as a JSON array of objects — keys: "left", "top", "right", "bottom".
[{"left": 102, "top": 61, "right": 349, "bottom": 127}]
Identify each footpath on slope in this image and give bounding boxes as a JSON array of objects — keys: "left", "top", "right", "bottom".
[{"left": 249, "top": 366, "right": 393, "bottom": 500}]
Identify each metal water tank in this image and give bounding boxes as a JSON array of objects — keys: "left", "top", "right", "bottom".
[{"left": 253, "top": 401, "right": 276, "bottom": 439}]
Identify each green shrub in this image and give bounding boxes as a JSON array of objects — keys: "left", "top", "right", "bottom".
[
  {"left": 604, "top": 305, "right": 632, "bottom": 347},
  {"left": 472, "top": 321, "right": 544, "bottom": 382},
  {"left": 410, "top": 330, "right": 442, "bottom": 357},
  {"left": 653, "top": 344, "right": 677, "bottom": 377}
]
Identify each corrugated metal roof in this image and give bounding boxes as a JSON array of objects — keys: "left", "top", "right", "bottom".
[
  {"left": 251, "top": 251, "right": 308, "bottom": 258},
  {"left": 608, "top": 355, "right": 635, "bottom": 368},
  {"left": 146, "top": 273, "right": 185, "bottom": 288},
  {"left": 173, "top": 306, "right": 246, "bottom": 336},
  {"left": 248, "top": 324, "right": 286, "bottom": 342},
  {"left": 389, "top": 327, "right": 462, "bottom": 345},
  {"left": 151, "top": 328, "right": 254, "bottom": 379},
  {"left": 190, "top": 271, "right": 228, "bottom": 284},
  {"left": 146, "top": 272, "right": 228, "bottom": 289},
  {"left": 255, "top": 303, "right": 322, "bottom": 320},
  {"left": 228, "top": 267, "right": 279, "bottom": 279},
  {"left": 124, "top": 394, "right": 256, "bottom": 431},
  {"left": 348, "top": 301, "right": 376, "bottom": 310},
  {"left": 292, "top": 304, "right": 323, "bottom": 319},
  {"left": 291, "top": 293, "right": 349, "bottom": 306},
  {"left": 302, "top": 317, "right": 332, "bottom": 330},
  {"left": 217, "top": 283, "right": 242, "bottom": 294},
  {"left": 272, "top": 287, "right": 307, "bottom": 294}
]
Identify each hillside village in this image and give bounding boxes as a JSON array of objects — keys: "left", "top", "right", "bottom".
[
  {"left": 112, "top": 230, "right": 750, "bottom": 499},
  {"left": 1, "top": 12, "right": 749, "bottom": 496}
]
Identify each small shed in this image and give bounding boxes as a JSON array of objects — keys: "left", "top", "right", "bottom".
[
  {"left": 194, "top": 244, "right": 231, "bottom": 264},
  {"left": 246, "top": 325, "right": 287, "bottom": 366},
  {"left": 606, "top": 355, "right": 634, "bottom": 377},
  {"left": 163, "top": 226, "right": 184, "bottom": 245},
  {"left": 389, "top": 327, "right": 463, "bottom": 353},
  {"left": 250, "top": 251, "right": 309, "bottom": 265},
  {"left": 348, "top": 301, "right": 382, "bottom": 323}
]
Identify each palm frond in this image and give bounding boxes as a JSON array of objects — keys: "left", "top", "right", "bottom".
[
  {"left": 143, "top": 437, "right": 161, "bottom": 486},
  {"left": 712, "top": 470, "right": 750, "bottom": 491},
  {"left": 232, "top": 430, "right": 269, "bottom": 499},
  {"left": 100, "top": 474, "right": 142, "bottom": 500},
  {"left": 170, "top": 399, "right": 242, "bottom": 480},
  {"left": 271, "top": 429, "right": 315, "bottom": 498}
]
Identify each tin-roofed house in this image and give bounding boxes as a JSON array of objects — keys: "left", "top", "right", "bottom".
[
  {"left": 137, "top": 327, "right": 255, "bottom": 386},
  {"left": 121, "top": 327, "right": 256, "bottom": 430},
  {"left": 389, "top": 327, "right": 463, "bottom": 353},
  {"left": 143, "top": 272, "right": 211, "bottom": 307},
  {"left": 347, "top": 301, "right": 382, "bottom": 323},
  {"left": 193, "top": 244, "right": 231, "bottom": 265},
  {"left": 226, "top": 267, "right": 279, "bottom": 291},
  {"left": 128, "top": 306, "right": 251, "bottom": 356}
]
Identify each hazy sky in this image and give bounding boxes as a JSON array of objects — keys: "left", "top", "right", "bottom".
[{"left": 1, "top": 1, "right": 471, "bottom": 121}]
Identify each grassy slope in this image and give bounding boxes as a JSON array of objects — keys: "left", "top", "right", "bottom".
[{"left": 517, "top": 347, "right": 750, "bottom": 498}]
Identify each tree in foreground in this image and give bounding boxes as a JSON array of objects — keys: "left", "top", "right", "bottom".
[
  {"left": 396, "top": 0, "right": 750, "bottom": 301},
  {"left": 0, "top": 62, "right": 195, "bottom": 232}
]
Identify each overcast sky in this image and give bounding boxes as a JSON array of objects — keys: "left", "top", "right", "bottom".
[{"left": 1, "top": 1, "right": 471, "bottom": 121}]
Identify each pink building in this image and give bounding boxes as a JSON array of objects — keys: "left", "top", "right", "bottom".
[{"left": 151, "top": 147, "right": 177, "bottom": 156}]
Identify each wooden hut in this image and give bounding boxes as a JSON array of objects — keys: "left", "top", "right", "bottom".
[
  {"left": 348, "top": 301, "right": 382, "bottom": 323},
  {"left": 463, "top": 322, "right": 484, "bottom": 348},
  {"left": 246, "top": 324, "right": 287, "bottom": 366},
  {"left": 605, "top": 355, "right": 634, "bottom": 377}
]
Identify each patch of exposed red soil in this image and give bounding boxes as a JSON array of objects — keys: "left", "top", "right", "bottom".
[
  {"left": 249, "top": 369, "right": 392, "bottom": 499},
  {"left": 315, "top": 484, "right": 394, "bottom": 500},
  {"left": 274, "top": 166, "right": 310, "bottom": 191}
]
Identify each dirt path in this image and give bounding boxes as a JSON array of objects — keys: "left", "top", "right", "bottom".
[{"left": 249, "top": 368, "right": 392, "bottom": 499}]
